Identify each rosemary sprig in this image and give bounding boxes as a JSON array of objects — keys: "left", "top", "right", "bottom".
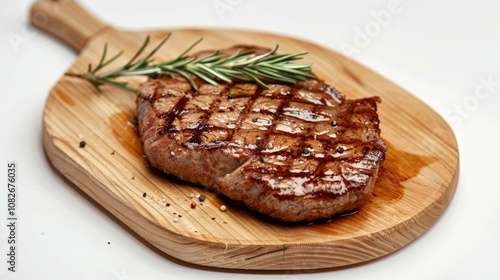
[{"left": 68, "top": 33, "right": 315, "bottom": 93}]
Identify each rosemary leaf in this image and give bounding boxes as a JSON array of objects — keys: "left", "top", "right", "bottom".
[{"left": 68, "top": 34, "right": 314, "bottom": 93}]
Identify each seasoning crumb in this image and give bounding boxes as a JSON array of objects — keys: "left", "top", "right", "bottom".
[
  {"left": 198, "top": 195, "right": 206, "bottom": 202},
  {"left": 220, "top": 205, "right": 227, "bottom": 212},
  {"left": 166, "top": 203, "right": 171, "bottom": 207},
  {"left": 211, "top": 217, "right": 216, "bottom": 220},
  {"left": 189, "top": 193, "right": 195, "bottom": 198},
  {"left": 173, "top": 218, "right": 179, "bottom": 223},
  {"left": 129, "top": 116, "right": 138, "bottom": 126},
  {"left": 79, "top": 141, "right": 86, "bottom": 148},
  {"left": 107, "top": 242, "right": 110, "bottom": 244},
  {"left": 178, "top": 214, "right": 182, "bottom": 218},
  {"left": 131, "top": 176, "right": 135, "bottom": 180},
  {"left": 259, "top": 155, "right": 265, "bottom": 163},
  {"left": 191, "top": 202, "right": 197, "bottom": 209},
  {"left": 111, "top": 151, "right": 115, "bottom": 155},
  {"left": 142, "top": 192, "right": 147, "bottom": 198},
  {"left": 336, "top": 146, "right": 345, "bottom": 154}
]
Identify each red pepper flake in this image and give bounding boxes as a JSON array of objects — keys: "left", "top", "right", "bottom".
[{"left": 190, "top": 202, "right": 197, "bottom": 209}]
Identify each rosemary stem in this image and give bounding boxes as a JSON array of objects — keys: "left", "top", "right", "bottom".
[{"left": 70, "top": 34, "right": 314, "bottom": 93}]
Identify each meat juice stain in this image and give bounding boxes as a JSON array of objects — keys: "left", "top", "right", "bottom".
[
  {"left": 109, "top": 111, "right": 144, "bottom": 156},
  {"left": 305, "top": 142, "right": 437, "bottom": 232},
  {"left": 373, "top": 141, "right": 437, "bottom": 202},
  {"left": 54, "top": 88, "right": 76, "bottom": 106}
]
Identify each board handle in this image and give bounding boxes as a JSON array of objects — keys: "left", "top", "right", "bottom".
[{"left": 30, "top": 0, "right": 107, "bottom": 52}]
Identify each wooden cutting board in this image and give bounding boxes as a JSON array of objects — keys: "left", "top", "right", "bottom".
[{"left": 32, "top": 0, "right": 459, "bottom": 270}]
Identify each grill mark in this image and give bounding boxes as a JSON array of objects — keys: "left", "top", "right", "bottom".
[
  {"left": 190, "top": 97, "right": 223, "bottom": 143},
  {"left": 226, "top": 86, "right": 264, "bottom": 142},
  {"left": 254, "top": 91, "right": 293, "bottom": 162},
  {"left": 294, "top": 102, "right": 323, "bottom": 159},
  {"left": 158, "top": 94, "right": 191, "bottom": 135},
  {"left": 249, "top": 139, "right": 371, "bottom": 159},
  {"left": 150, "top": 81, "right": 380, "bottom": 163}
]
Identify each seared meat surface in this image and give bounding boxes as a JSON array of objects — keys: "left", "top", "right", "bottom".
[{"left": 137, "top": 46, "right": 387, "bottom": 222}]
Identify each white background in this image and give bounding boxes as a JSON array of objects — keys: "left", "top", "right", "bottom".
[{"left": 1, "top": 0, "right": 500, "bottom": 279}]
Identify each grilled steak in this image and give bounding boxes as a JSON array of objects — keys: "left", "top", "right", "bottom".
[{"left": 137, "top": 46, "right": 387, "bottom": 223}]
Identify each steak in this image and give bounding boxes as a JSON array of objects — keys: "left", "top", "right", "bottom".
[{"left": 136, "top": 46, "right": 387, "bottom": 223}]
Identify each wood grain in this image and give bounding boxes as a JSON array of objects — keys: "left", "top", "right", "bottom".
[{"left": 33, "top": 0, "right": 459, "bottom": 270}]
